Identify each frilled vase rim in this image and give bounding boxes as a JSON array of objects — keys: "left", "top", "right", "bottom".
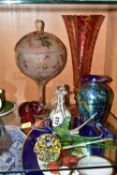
[{"left": 81, "top": 75, "right": 112, "bottom": 83}]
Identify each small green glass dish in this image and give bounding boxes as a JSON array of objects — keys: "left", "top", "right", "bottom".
[{"left": 0, "top": 101, "right": 16, "bottom": 117}]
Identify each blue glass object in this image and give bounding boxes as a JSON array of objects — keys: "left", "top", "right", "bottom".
[
  {"left": 72, "top": 116, "right": 116, "bottom": 156},
  {"left": 22, "top": 129, "right": 46, "bottom": 175},
  {"left": 77, "top": 75, "right": 114, "bottom": 125},
  {"left": 72, "top": 117, "right": 104, "bottom": 155}
]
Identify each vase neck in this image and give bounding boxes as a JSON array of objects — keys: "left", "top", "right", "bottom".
[{"left": 81, "top": 75, "right": 112, "bottom": 84}]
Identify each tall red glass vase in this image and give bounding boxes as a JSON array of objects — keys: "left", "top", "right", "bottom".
[{"left": 62, "top": 15, "right": 105, "bottom": 113}]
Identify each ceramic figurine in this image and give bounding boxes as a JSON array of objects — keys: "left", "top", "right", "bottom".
[{"left": 50, "top": 85, "right": 71, "bottom": 133}]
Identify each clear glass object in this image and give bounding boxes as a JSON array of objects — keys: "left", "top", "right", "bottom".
[{"left": 15, "top": 20, "right": 67, "bottom": 105}]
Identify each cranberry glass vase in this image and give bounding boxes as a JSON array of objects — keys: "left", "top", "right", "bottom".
[{"left": 62, "top": 15, "right": 105, "bottom": 104}]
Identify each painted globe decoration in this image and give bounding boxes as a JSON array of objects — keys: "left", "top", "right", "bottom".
[
  {"left": 77, "top": 75, "right": 114, "bottom": 125},
  {"left": 15, "top": 20, "right": 67, "bottom": 104}
]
